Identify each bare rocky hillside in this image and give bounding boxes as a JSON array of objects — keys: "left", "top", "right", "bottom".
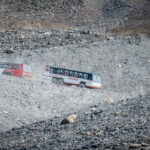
[
  {"left": 0, "top": 0, "right": 149, "bottom": 33},
  {"left": 0, "top": 0, "right": 150, "bottom": 149},
  {"left": 0, "top": 36, "right": 150, "bottom": 132},
  {"left": 0, "top": 0, "right": 149, "bottom": 54},
  {"left": 0, "top": 95, "right": 150, "bottom": 150}
]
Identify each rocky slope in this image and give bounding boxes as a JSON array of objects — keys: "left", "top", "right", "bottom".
[
  {"left": 0, "top": 36, "right": 150, "bottom": 132},
  {"left": 0, "top": 0, "right": 149, "bottom": 33},
  {"left": 0, "top": 95, "right": 149, "bottom": 150},
  {"left": 0, "top": 0, "right": 149, "bottom": 53},
  {"left": 0, "top": 0, "right": 150, "bottom": 149}
]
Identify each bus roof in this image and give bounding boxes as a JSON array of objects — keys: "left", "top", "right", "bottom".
[{"left": 0, "top": 62, "right": 19, "bottom": 65}]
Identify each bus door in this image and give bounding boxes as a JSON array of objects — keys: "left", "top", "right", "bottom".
[{"left": 44, "top": 66, "right": 51, "bottom": 76}]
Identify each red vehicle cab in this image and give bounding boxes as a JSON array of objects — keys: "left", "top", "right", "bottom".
[{"left": 0, "top": 62, "right": 32, "bottom": 77}]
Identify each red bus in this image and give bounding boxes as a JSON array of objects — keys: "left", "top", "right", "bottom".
[{"left": 0, "top": 63, "right": 32, "bottom": 77}]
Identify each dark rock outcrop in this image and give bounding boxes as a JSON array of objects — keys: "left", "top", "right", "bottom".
[{"left": 0, "top": 95, "right": 149, "bottom": 149}]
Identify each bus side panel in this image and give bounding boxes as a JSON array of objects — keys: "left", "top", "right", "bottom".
[
  {"left": 64, "top": 78, "right": 90, "bottom": 87},
  {"left": 84, "top": 80, "right": 91, "bottom": 87},
  {"left": 63, "top": 76, "right": 80, "bottom": 85},
  {"left": 49, "top": 74, "right": 80, "bottom": 85},
  {"left": 12, "top": 64, "right": 23, "bottom": 77},
  {"left": 3, "top": 68, "right": 12, "bottom": 75}
]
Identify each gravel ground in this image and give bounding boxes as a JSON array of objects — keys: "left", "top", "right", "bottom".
[
  {"left": 0, "top": 35, "right": 150, "bottom": 133},
  {"left": 0, "top": 1, "right": 149, "bottom": 149},
  {"left": 0, "top": 75, "right": 133, "bottom": 133},
  {"left": 0, "top": 95, "right": 149, "bottom": 150}
]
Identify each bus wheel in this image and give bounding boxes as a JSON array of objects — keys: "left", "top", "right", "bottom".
[
  {"left": 79, "top": 83, "right": 85, "bottom": 88},
  {"left": 58, "top": 79, "right": 64, "bottom": 85},
  {"left": 8, "top": 72, "right": 12, "bottom": 76},
  {"left": 52, "top": 77, "right": 57, "bottom": 84},
  {"left": 2, "top": 71, "right": 6, "bottom": 75}
]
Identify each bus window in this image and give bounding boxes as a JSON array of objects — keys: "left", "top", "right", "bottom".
[
  {"left": 71, "top": 71, "right": 75, "bottom": 77},
  {"left": 8, "top": 64, "right": 10, "bottom": 69},
  {"left": 74, "top": 72, "right": 78, "bottom": 78},
  {"left": 92, "top": 75, "right": 101, "bottom": 82},
  {"left": 53, "top": 68, "right": 58, "bottom": 74},
  {"left": 13, "top": 65, "right": 18, "bottom": 70},
  {"left": 69, "top": 71, "right": 73, "bottom": 77},
  {"left": 65, "top": 70, "right": 69, "bottom": 76},
  {"left": 8, "top": 65, "right": 12, "bottom": 69},
  {"left": 84, "top": 74, "right": 88, "bottom": 79},
  {"left": 88, "top": 74, "right": 92, "bottom": 80},
  {"left": 50, "top": 68, "right": 53, "bottom": 73},
  {"left": 4, "top": 64, "right": 8, "bottom": 69},
  {"left": 57, "top": 69, "right": 61, "bottom": 74},
  {"left": 63, "top": 69, "right": 65, "bottom": 75},
  {"left": 3, "top": 64, "right": 6, "bottom": 68},
  {"left": 1, "top": 64, "right": 5, "bottom": 68},
  {"left": 60, "top": 69, "right": 63, "bottom": 75},
  {"left": 19, "top": 66, "right": 22, "bottom": 70},
  {"left": 79, "top": 73, "right": 83, "bottom": 79}
]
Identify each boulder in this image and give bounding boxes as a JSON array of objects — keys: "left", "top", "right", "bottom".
[
  {"left": 105, "top": 98, "right": 114, "bottom": 103},
  {"left": 60, "top": 115, "right": 77, "bottom": 125}
]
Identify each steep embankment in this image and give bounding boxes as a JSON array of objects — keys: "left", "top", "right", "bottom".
[
  {"left": 0, "top": 37, "right": 150, "bottom": 132},
  {"left": 0, "top": 95, "right": 149, "bottom": 149},
  {"left": 0, "top": 0, "right": 149, "bottom": 148},
  {"left": 0, "top": 0, "right": 149, "bottom": 53}
]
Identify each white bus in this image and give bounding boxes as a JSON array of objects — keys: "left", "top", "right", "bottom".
[{"left": 43, "top": 66, "right": 102, "bottom": 89}]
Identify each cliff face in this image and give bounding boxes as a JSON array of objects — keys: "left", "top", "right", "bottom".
[{"left": 0, "top": 0, "right": 149, "bottom": 36}]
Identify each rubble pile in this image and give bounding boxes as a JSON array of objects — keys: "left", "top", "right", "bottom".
[
  {"left": 0, "top": 0, "right": 85, "bottom": 22},
  {"left": 0, "top": 0, "right": 149, "bottom": 149},
  {"left": 0, "top": 30, "right": 104, "bottom": 52}
]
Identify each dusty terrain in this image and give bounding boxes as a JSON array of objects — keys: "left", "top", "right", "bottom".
[
  {"left": 0, "top": 95, "right": 150, "bottom": 150},
  {"left": 0, "top": 0, "right": 150, "bottom": 149},
  {"left": 0, "top": 36, "right": 150, "bottom": 132}
]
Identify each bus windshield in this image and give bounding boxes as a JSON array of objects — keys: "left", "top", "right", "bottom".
[{"left": 92, "top": 75, "right": 101, "bottom": 82}]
